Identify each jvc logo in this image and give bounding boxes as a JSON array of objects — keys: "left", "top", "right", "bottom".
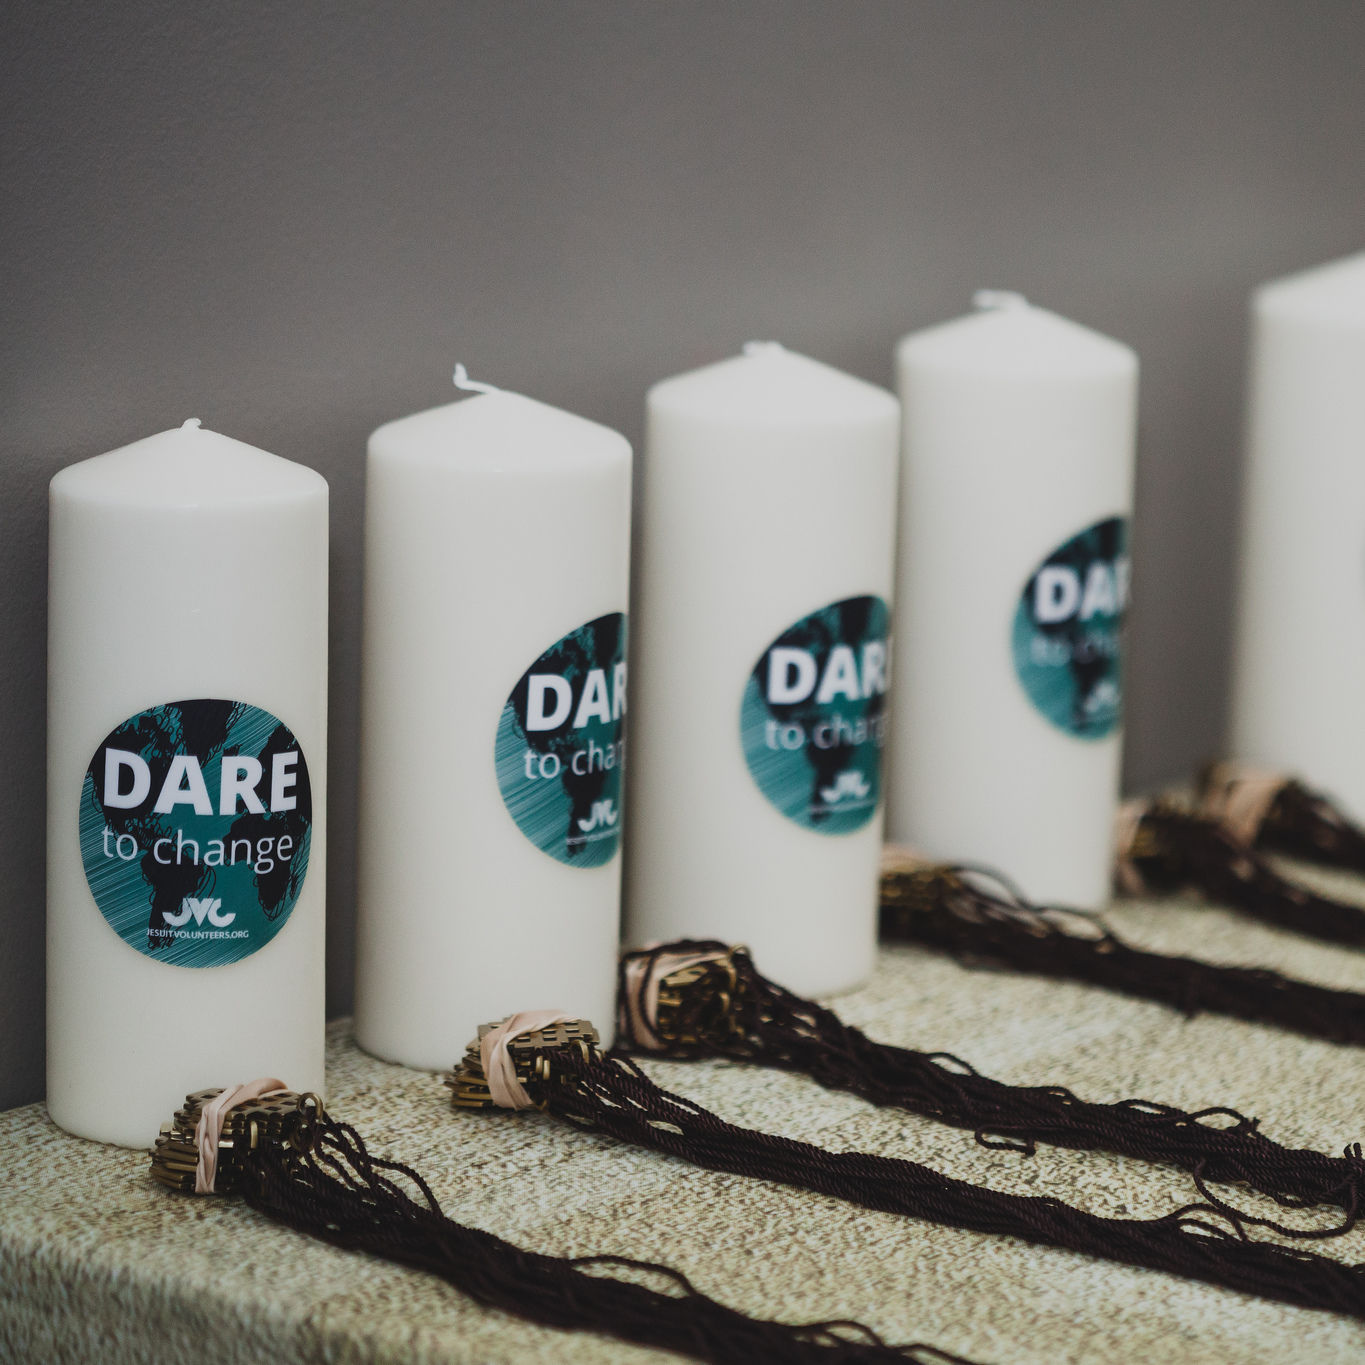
[
  {"left": 163, "top": 896, "right": 235, "bottom": 928},
  {"left": 576, "top": 799, "right": 619, "bottom": 833},
  {"left": 819, "top": 771, "right": 871, "bottom": 804}
]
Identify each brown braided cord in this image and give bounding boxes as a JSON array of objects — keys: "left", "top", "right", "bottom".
[
  {"left": 615, "top": 940, "right": 1365, "bottom": 1221},
  {"left": 1130, "top": 805, "right": 1365, "bottom": 949},
  {"left": 1248, "top": 780, "right": 1365, "bottom": 874},
  {"left": 232, "top": 1103, "right": 974, "bottom": 1364},
  {"left": 524, "top": 1044, "right": 1365, "bottom": 1321},
  {"left": 880, "top": 860, "right": 1365, "bottom": 1048}
]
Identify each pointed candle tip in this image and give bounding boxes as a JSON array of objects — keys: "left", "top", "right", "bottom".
[
  {"left": 181, "top": 417, "right": 203, "bottom": 430},
  {"left": 452, "top": 365, "right": 500, "bottom": 396}
]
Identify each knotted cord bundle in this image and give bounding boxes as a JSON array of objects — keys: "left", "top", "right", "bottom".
[
  {"left": 615, "top": 940, "right": 1365, "bottom": 1217},
  {"left": 1117, "top": 799, "right": 1365, "bottom": 949},
  {"left": 879, "top": 848, "right": 1365, "bottom": 1047},
  {"left": 1199, "top": 763, "right": 1365, "bottom": 875},
  {"left": 449, "top": 1020, "right": 1365, "bottom": 1321},
  {"left": 151, "top": 1085, "right": 970, "bottom": 1365}
]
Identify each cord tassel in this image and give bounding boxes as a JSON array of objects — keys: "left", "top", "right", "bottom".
[
  {"left": 615, "top": 940, "right": 1365, "bottom": 1219},
  {"left": 152, "top": 1085, "right": 969, "bottom": 1365},
  {"left": 1198, "top": 763, "right": 1365, "bottom": 875},
  {"left": 449, "top": 1025, "right": 1365, "bottom": 1322},
  {"left": 880, "top": 850, "right": 1365, "bottom": 1047},
  {"left": 1118, "top": 799, "right": 1365, "bottom": 949}
]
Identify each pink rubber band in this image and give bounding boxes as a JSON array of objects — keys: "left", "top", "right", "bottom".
[
  {"left": 480, "top": 1011, "right": 574, "bottom": 1109},
  {"left": 1113, "top": 799, "right": 1152, "bottom": 896},
  {"left": 194, "top": 1077, "right": 289, "bottom": 1194},
  {"left": 881, "top": 844, "right": 934, "bottom": 876},
  {"left": 1202, "top": 764, "right": 1288, "bottom": 845}
]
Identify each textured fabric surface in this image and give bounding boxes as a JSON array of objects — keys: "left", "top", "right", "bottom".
[{"left": 4, "top": 874, "right": 1365, "bottom": 1363}]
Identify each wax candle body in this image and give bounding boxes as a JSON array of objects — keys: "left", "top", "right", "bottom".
[
  {"left": 624, "top": 346, "right": 899, "bottom": 996},
  {"left": 1229, "top": 252, "right": 1365, "bottom": 818},
  {"left": 354, "top": 391, "right": 631, "bottom": 1069},
  {"left": 888, "top": 297, "right": 1138, "bottom": 907},
  {"left": 48, "top": 423, "right": 328, "bottom": 1148}
]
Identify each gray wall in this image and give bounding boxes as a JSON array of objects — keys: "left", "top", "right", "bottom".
[{"left": 3, "top": 1, "right": 1363, "bottom": 1109}]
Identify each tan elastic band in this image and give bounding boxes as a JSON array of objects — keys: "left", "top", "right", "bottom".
[
  {"left": 1113, "top": 799, "right": 1153, "bottom": 896},
  {"left": 619, "top": 948, "right": 731, "bottom": 1051},
  {"left": 194, "top": 1077, "right": 289, "bottom": 1194},
  {"left": 880, "top": 844, "right": 938, "bottom": 877},
  {"left": 480, "top": 1011, "right": 574, "bottom": 1109},
  {"left": 1202, "top": 764, "right": 1288, "bottom": 845}
]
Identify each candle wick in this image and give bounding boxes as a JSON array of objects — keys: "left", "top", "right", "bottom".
[
  {"left": 452, "top": 364, "right": 501, "bottom": 396},
  {"left": 972, "top": 290, "right": 1030, "bottom": 313},
  {"left": 741, "top": 340, "right": 786, "bottom": 357},
  {"left": 180, "top": 417, "right": 203, "bottom": 430}
]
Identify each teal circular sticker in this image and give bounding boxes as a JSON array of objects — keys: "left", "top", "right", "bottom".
[
  {"left": 494, "top": 613, "right": 627, "bottom": 866},
  {"left": 740, "top": 595, "right": 890, "bottom": 834},
  {"left": 79, "top": 699, "right": 312, "bottom": 967},
  {"left": 1011, "top": 516, "right": 1129, "bottom": 739}
]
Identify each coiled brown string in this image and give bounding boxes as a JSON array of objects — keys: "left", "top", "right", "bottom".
[
  {"left": 1123, "top": 801, "right": 1365, "bottom": 949},
  {"left": 1198, "top": 763, "right": 1365, "bottom": 875},
  {"left": 512, "top": 1041, "right": 1365, "bottom": 1320},
  {"left": 615, "top": 940, "right": 1365, "bottom": 1220},
  {"left": 879, "top": 856, "right": 1365, "bottom": 1047},
  {"left": 235, "top": 1102, "right": 970, "bottom": 1364}
]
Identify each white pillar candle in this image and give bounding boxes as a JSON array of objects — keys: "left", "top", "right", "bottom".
[
  {"left": 354, "top": 382, "right": 631, "bottom": 1070},
  {"left": 1229, "top": 251, "right": 1365, "bottom": 818},
  {"left": 47, "top": 421, "right": 328, "bottom": 1148},
  {"left": 888, "top": 294, "right": 1138, "bottom": 907},
  {"left": 624, "top": 344, "right": 899, "bottom": 996}
]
